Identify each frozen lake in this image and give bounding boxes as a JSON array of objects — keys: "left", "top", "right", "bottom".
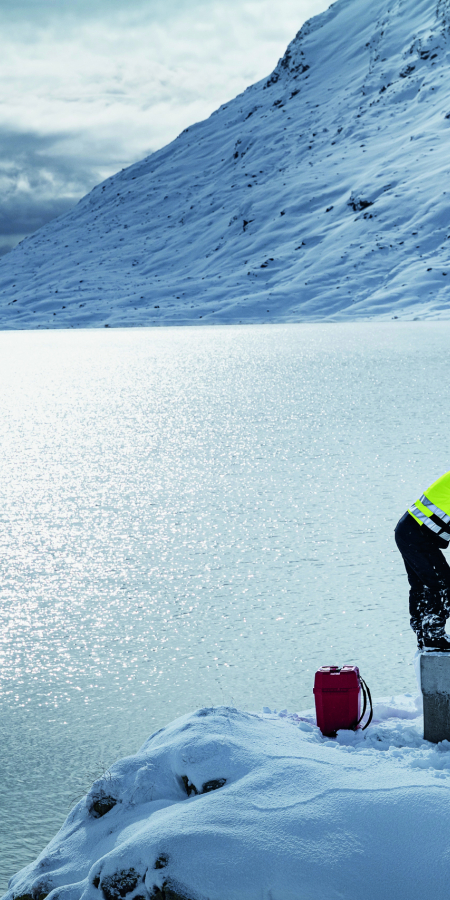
[{"left": 1, "top": 321, "right": 449, "bottom": 892}]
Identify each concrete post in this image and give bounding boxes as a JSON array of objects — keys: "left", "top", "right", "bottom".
[{"left": 420, "top": 653, "right": 450, "bottom": 743}]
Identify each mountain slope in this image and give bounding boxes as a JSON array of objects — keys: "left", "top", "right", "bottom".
[{"left": 1, "top": 0, "right": 450, "bottom": 328}]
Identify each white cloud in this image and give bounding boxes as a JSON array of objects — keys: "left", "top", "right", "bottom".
[{"left": 0, "top": 0, "right": 331, "bottom": 252}]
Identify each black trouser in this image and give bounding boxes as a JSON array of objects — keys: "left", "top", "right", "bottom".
[{"left": 395, "top": 512, "right": 450, "bottom": 644}]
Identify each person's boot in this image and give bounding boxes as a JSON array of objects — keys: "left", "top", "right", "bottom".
[{"left": 422, "top": 634, "right": 450, "bottom": 651}]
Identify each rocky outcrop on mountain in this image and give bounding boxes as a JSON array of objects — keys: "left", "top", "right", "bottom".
[{"left": 1, "top": 0, "right": 450, "bottom": 328}]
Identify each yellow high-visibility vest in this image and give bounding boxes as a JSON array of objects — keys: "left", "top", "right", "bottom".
[{"left": 409, "top": 471, "right": 450, "bottom": 540}]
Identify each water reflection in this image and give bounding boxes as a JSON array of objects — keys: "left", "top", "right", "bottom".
[{"left": 1, "top": 322, "right": 449, "bottom": 890}]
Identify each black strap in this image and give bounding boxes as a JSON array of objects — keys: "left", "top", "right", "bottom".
[
  {"left": 356, "top": 678, "right": 367, "bottom": 726},
  {"left": 356, "top": 677, "right": 373, "bottom": 730},
  {"left": 429, "top": 513, "right": 450, "bottom": 537}
]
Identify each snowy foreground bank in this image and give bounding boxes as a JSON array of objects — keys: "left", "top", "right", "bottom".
[{"left": 6, "top": 696, "right": 450, "bottom": 900}]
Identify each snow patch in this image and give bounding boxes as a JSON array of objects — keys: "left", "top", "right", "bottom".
[{"left": 5, "top": 696, "right": 450, "bottom": 900}]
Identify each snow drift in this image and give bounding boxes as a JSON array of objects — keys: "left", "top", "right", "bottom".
[
  {"left": 5, "top": 698, "right": 450, "bottom": 900},
  {"left": 1, "top": 0, "right": 450, "bottom": 328}
]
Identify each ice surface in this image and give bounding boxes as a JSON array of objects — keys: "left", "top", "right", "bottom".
[
  {"left": 1, "top": 0, "right": 450, "bottom": 327},
  {"left": 5, "top": 696, "right": 450, "bottom": 900}
]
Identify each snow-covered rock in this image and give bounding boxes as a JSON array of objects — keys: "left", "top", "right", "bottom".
[
  {"left": 1, "top": 0, "right": 450, "bottom": 328},
  {"left": 6, "top": 697, "right": 450, "bottom": 900}
]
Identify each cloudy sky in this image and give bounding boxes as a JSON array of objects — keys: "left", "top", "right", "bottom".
[{"left": 0, "top": 0, "right": 330, "bottom": 255}]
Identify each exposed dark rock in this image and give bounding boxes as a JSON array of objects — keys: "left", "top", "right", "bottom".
[
  {"left": 348, "top": 196, "right": 373, "bottom": 212},
  {"left": 233, "top": 139, "right": 242, "bottom": 160},
  {"left": 264, "top": 72, "right": 280, "bottom": 88},
  {"left": 400, "top": 64, "right": 415, "bottom": 77},
  {"left": 181, "top": 776, "right": 198, "bottom": 797},
  {"left": 279, "top": 45, "right": 310, "bottom": 76},
  {"left": 202, "top": 778, "right": 227, "bottom": 793},
  {"left": 154, "top": 856, "right": 169, "bottom": 870},
  {"left": 101, "top": 869, "right": 140, "bottom": 900},
  {"left": 15, "top": 886, "right": 49, "bottom": 900},
  {"left": 149, "top": 882, "right": 194, "bottom": 900},
  {"left": 33, "top": 880, "right": 52, "bottom": 900},
  {"left": 89, "top": 796, "right": 117, "bottom": 818},
  {"left": 164, "top": 890, "right": 191, "bottom": 900},
  {"left": 93, "top": 876, "right": 101, "bottom": 889},
  {"left": 280, "top": 48, "right": 293, "bottom": 70},
  {"left": 182, "top": 775, "right": 226, "bottom": 795}
]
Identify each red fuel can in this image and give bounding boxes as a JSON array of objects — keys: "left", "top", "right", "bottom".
[{"left": 314, "top": 665, "right": 361, "bottom": 737}]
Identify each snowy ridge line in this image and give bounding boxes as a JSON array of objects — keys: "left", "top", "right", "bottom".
[
  {"left": 1, "top": 0, "right": 450, "bottom": 328},
  {"left": 4, "top": 695, "right": 450, "bottom": 900}
]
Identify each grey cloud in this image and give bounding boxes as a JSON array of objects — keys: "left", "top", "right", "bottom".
[
  {"left": 0, "top": 129, "right": 99, "bottom": 183},
  {"left": 0, "top": 129, "right": 111, "bottom": 254},
  {"left": 0, "top": 195, "right": 74, "bottom": 237}
]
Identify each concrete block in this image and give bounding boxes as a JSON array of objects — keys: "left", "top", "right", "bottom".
[{"left": 420, "top": 652, "right": 450, "bottom": 743}]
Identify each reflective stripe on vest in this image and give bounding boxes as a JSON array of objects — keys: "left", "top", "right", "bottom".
[{"left": 408, "top": 493, "right": 450, "bottom": 540}]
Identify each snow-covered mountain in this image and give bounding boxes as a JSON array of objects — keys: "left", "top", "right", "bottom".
[{"left": 1, "top": 0, "right": 450, "bottom": 329}]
